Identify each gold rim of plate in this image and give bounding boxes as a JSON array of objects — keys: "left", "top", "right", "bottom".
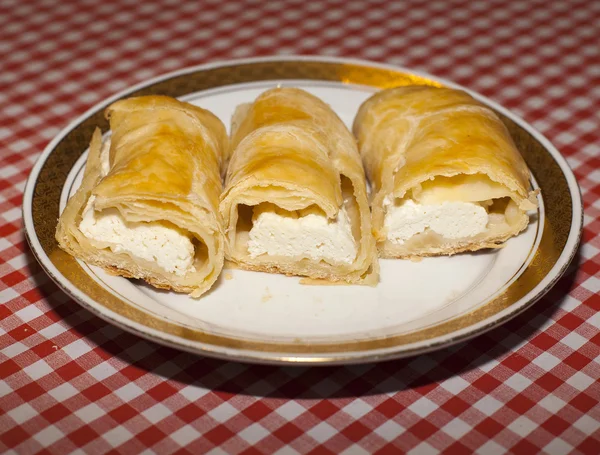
[{"left": 29, "top": 59, "right": 576, "bottom": 362}]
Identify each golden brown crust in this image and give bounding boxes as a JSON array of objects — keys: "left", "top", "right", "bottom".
[
  {"left": 55, "top": 96, "right": 228, "bottom": 297},
  {"left": 353, "top": 86, "right": 538, "bottom": 257},
  {"left": 223, "top": 257, "right": 377, "bottom": 285},
  {"left": 378, "top": 228, "right": 519, "bottom": 259},
  {"left": 220, "top": 88, "right": 378, "bottom": 284}
]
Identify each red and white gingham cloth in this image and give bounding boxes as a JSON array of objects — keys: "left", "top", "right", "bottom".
[{"left": 1, "top": 0, "right": 599, "bottom": 453}]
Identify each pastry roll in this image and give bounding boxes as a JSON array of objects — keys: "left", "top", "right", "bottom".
[
  {"left": 353, "top": 86, "right": 538, "bottom": 258},
  {"left": 56, "top": 96, "right": 228, "bottom": 297},
  {"left": 220, "top": 88, "right": 378, "bottom": 283}
]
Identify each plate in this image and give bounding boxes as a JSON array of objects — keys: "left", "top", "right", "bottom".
[{"left": 23, "top": 56, "right": 582, "bottom": 365}]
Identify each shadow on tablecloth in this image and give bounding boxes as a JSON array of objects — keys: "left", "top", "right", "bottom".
[{"left": 25, "top": 234, "right": 581, "bottom": 399}]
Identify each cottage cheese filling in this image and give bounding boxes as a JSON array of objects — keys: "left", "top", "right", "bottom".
[
  {"left": 384, "top": 198, "right": 488, "bottom": 244},
  {"left": 248, "top": 203, "right": 357, "bottom": 264}
]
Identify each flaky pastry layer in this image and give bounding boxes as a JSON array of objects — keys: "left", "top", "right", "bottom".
[
  {"left": 353, "top": 86, "right": 538, "bottom": 257},
  {"left": 220, "top": 88, "right": 378, "bottom": 284},
  {"left": 55, "top": 96, "right": 228, "bottom": 297}
]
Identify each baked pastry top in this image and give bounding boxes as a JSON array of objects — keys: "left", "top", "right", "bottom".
[
  {"left": 56, "top": 95, "right": 228, "bottom": 297},
  {"left": 353, "top": 85, "right": 538, "bottom": 258},
  {"left": 221, "top": 87, "right": 378, "bottom": 284}
]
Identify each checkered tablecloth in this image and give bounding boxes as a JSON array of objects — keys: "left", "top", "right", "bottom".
[{"left": 2, "top": 0, "right": 599, "bottom": 453}]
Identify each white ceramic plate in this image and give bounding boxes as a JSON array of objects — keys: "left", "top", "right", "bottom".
[{"left": 23, "top": 57, "right": 582, "bottom": 365}]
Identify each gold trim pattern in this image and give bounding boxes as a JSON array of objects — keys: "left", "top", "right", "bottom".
[{"left": 31, "top": 60, "right": 572, "bottom": 359}]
